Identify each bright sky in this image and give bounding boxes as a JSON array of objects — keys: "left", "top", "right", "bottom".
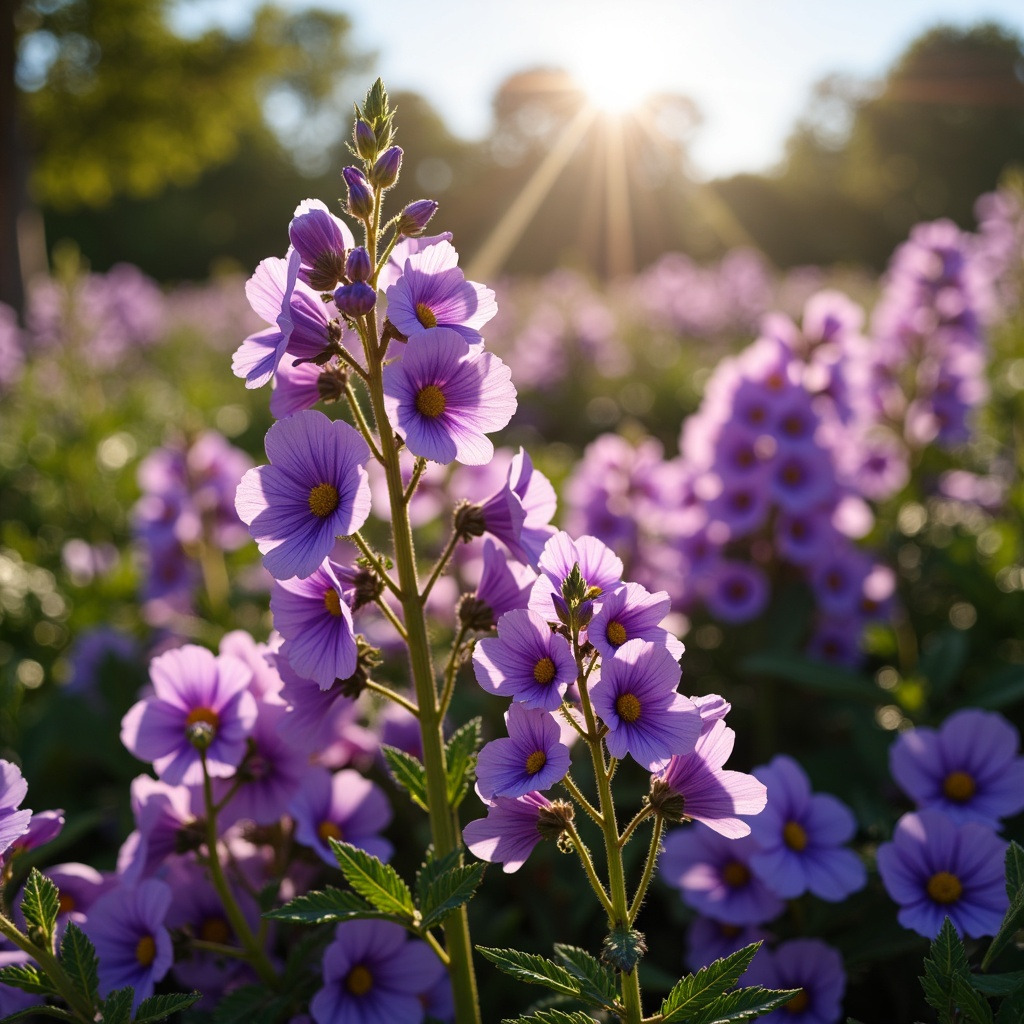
[{"left": 172, "top": 0, "right": 1024, "bottom": 180}]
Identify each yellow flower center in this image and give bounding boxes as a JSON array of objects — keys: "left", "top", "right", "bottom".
[
  {"left": 616, "top": 692, "right": 642, "bottom": 723},
  {"left": 308, "top": 482, "right": 340, "bottom": 519},
  {"left": 324, "top": 589, "right": 343, "bottom": 617},
  {"left": 783, "top": 821, "right": 808, "bottom": 852},
  {"left": 606, "top": 621, "right": 628, "bottom": 647},
  {"left": 927, "top": 871, "right": 962, "bottom": 905},
  {"left": 415, "top": 384, "right": 447, "bottom": 418},
  {"left": 525, "top": 750, "right": 547, "bottom": 775},
  {"left": 784, "top": 989, "right": 810, "bottom": 1013},
  {"left": 943, "top": 770, "right": 976, "bottom": 803},
  {"left": 346, "top": 963, "right": 374, "bottom": 996},
  {"left": 721, "top": 860, "right": 750, "bottom": 888},
  {"left": 185, "top": 706, "right": 219, "bottom": 730},
  {"left": 58, "top": 893, "right": 76, "bottom": 914},
  {"left": 415, "top": 302, "right": 438, "bottom": 328},
  {"left": 318, "top": 821, "right": 343, "bottom": 842},
  {"left": 199, "top": 917, "right": 231, "bottom": 944},
  {"left": 135, "top": 935, "right": 156, "bottom": 967},
  {"left": 533, "top": 657, "right": 556, "bottom": 685}
]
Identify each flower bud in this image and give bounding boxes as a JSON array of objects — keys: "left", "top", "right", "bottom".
[
  {"left": 317, "top": 366, "right": 349, "bottom": 404},
  {"left": 397, "top": 199, "right": 439, "bottom": 236},
  {"left": 457, "top": 594, "right": 496, "bottom": 632},
  {"left": 536, "top": 799, "right": 575, "bottom": 841},
  {"left": 346, "top": 246, "right": 372, "bottom": 283},
  {"left": 647, "top": 778, "right": 686, "bottom": 823},
  {"left": 333, "top": 282, "right": 377, "bottom": 318},
  {"left": 369, "top": 146, "right": 403, "bottom": 189},
  {"left": 354, "top": 118, "right": 377, "bottom": 160},
  {"left": 343, "top": 166, "right": 374, "bottom": 219}
]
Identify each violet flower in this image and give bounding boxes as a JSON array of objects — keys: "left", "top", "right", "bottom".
[
  {"left": 475, "top": 704, "right": 571, "bottom": 800},
  {"left": 743, "top": 938, "right": 846, "bottom": 1024},
  {"left": 463, "top": 791, "right": 553, "bottom": 874}
]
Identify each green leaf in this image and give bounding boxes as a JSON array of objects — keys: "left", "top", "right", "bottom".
[
  {"left": 919, "top": 628, "right": 969, "bottom": 695},
  {"left": 99, "top": 986, "right": 133, "bottom": 1024},
  {"left": 982, "top": 842, "right": 1024, "bottom": 970},
  {"left": 264, "top": 887, "right": 396, "bottom": 925},
  {"left": 417, "top": 858, "right": 486, "bottom": 932},
  {"left": 382, "top": 745, "right": 429, "bottom": 811},
  {"left": 59, "top": 922, "right": 99, "bottom": 1004},
  {"left": 133, "top": 991, "right": 202, "bottom": 1023},
  {"left": 500, "top": 1012, "right": 599, "bottom": 1024},
  {"left": 328, "top": 840, "right": 415, "bottom": 920},
  {"left": 21, "top": 868, "right": 60, "bottom": 948},
  {"left": 207, "top": 985, "right": 268, "bottom": 1024},
  {"left": 660, "top": 943, "right": 763, "bottom": 1022},
  {"left": 972, "top": 972, "right": 1024, "bottom": 997},
  {"left": 921, "top": 918, "right": 971, "bottom": 1024},
  {"left": 965, "top": 666, "right": 1024, "bottom": 710},
  {"left": 0, "top": 963, "right": 57, "bottom": 996},
  {"left": 739, "top": 653, "right": 876, "bottom": 701},
  {"left": 685, "top": 985, "right": 801, "bottom": 1024},
  {"left": 552, "top": 945, "right": 618, "bottom": 1009},
  {"left": 951, "top": 974, "right": 994, "bottom": 1024},
  {"left": 477, "top": 947, "right": 590, "bottom": 1003},
  {"left": 997, "top": 983, "right": 1024, "bottom": 1024},
  {"left": 445, "top": 718, "right": 482, "bottom": 808},
  {"left": 0, "top": 1008, "right": 78, "bottom": 1023}
]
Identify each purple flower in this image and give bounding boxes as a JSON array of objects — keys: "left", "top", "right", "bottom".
[
  {"left": 272, "top": 558, "right": 359, "bottom": 689},
  {"left": 589, "top": 583, "right": 685, "bottom": 662},
  {"left": 7, "top": 809, "right": 64, "bottom": 860},
  {"left": 343, "top": 166, "right": 374, "bottom": 219},
  {"left": 748, "top": 755, "right": 866, "bottom": 901},
  {"left": 703, "top": 562, "right": 769, "bottom": 624},
  {"left": 529, "top": 531, "right": 623, "bottom": 625},
  {"left": 290, "top": 768, "right": 393, "bottom": 866},
  {"left": 590, "top": 639, "right": 700, "bottom": 770},
  {"left": 385, "top": 238, "right": 496, "bottom": 343},
  {"left": 311, "top": 920, "right": 445, "bottom": 1024},
  {"left": 235, "top": 410, "right": 372, "bottom": 580},
  {"left": 120, "top": 645, "right": 257, "bottom": 786},
  {"left": 656, "top": 720, "right": 767, "bottom": 838},
  {"left": 660, "top": 829, "right": 785, "bottom": 926},
  {"left": 507, "top": 448, "right": 558, "bottom": 565},
  {"left": 464, "top": 539, "right": 536, "bottom": 628},
  {"left": 472, "top": 609, "right": 576, "bottom": 711},
  {"left": 398, "top": 199, "right": 439, "bottom": 236},
  {"left": 84, "top": 879, "right": 174, "bottom": 1011},
  {"left": 476, "top": 704, "right": 571, "bottom": 799},
  {"left": 382, "top": 328, "right": 516, "bottom": 466},
  {"left": 463, "top": 791, "right": 552, "bottom": 873},
  {"left": 876, "top": 810, "right": 1008, "bottom": 939},
  {"left": 270, "top": 353, "right": 329, "bottom": 419},
  {"left": 685, "top": 917, "right": 772, "bottom": 973},
  {"left": 289, "top": 198, "right": 354, "bottom": 291},
  {"left": 744, "top": 939, "right": 846, "bottom": 1024},
  {"left": 117, "top": 775, "right": 203, "bottom": 883},
  {"left": 0, "top": 761, "right": 32, "bottom": 863},
  {"left": 889, "top": 708, "right": 1024, "bottom": 828}
]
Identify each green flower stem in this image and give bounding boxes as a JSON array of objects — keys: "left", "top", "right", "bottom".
[
  {"left": 574, "top": 642, "right": 644, "bottom": 1024},
  {"left": 421, "top": 530, "right": 462, "bottom": 603},
  {"left": 439, "top": 625, "right": 470, "bottom": 719},
  {"left": 350, "top": 532, "right": 402, "bottom": 599},
  {"left": 403, "top": 457, "right": 427, "bottom": 504},
  {"left": 372, "top": 594, "right": 410, "bottom": 641},
  {"left": 344, "top": 381, "right": 384, "bottom": 462},
  {"left": 365, "top": 678, "right": 419, "bottom": 717},
  {"left": 564, "top": 823, "right": 614, "bottom": 917},
  {"left": 560, "top": 772, "right": 603, "bottom": 827},
  {"left": 618, "top": 805, "right": 654, "bottom": 848},
  {"left": 0, "top": 912, "right": 96, "bottom": 1023},
  {"left": 200, "top": 755, "right": 279, "bottom": 988},
  {"left": 628, "top": 815, "right": 664, "bottom": 925}
]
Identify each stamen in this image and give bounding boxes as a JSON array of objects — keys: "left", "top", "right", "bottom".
[
  {"left": 135, "top": 935, "right": 157, "bottom": 967},
  {"left": 200, "top": 917, "right": 231, "bottom": 944},
  {"left": 784, "top": 989, "right": 810, "bottom": 1013},
  {"left": 324, "top": 589, "right": 344, "bottom": 617},
  {"left": 346, "top": 963, "right": 374, "bottom": 996},
  {"left": 415, "top": 302, "right": 438, "bottom": 328},
  {"left": 606, "top": 621, "right": 628, "bottom": 647},
  {"left": 318, "top": 821, "right": 343, "bottom": 842},
  {"left": 185, "top": 706, "right": 219, "bottom": 731},
  {"left": 721, "top": 860, "right": 750, "bottom": 888},
  {"left": 943, "top": 770, "right": 976, "bottom": 802},
  {"left": 927, "top": 871, "right": 962, "bottom": 904},
  {"left": 525, "top": 750, "right": 547, "bottom": 775},
  {"left": 616, "top": 692, "right": 642, "bottom": 723},
  {"left": 782, "top": 821, "right": 808, "bottom": 852},
  {"left": 415, "top": 384, "right": 447, "bottom": 418},
  {"left": 533, "top": 657, "right": 556, "bottom": 685},
  {"left": 308, "top": 482, "right": 340, "bottom": 519}
]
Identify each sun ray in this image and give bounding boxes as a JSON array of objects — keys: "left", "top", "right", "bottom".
[{"left": 602, "top": 115, "right": 634, "bottom": 279}]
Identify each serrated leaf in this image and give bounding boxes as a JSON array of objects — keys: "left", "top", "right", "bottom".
[
  {"left": 951, "top": 974, "right": 994, "bottom": 1024},
  {"left": 21, "top": 869, "right": 60, "bottom": 948},
  {"left": 445, "top": 718, "right": 482, "bottom": 808},
  {"left": 740, "top": 653, "right": 876, "bottom": 702},
  {"left": 921, "top": 918, "right": 970, "bottom": 1024},
  {"left": 418, "top": 861, "right": 486, "bottom": 932},
  {"left": 552, "top": 945, "right": 618, "bottom": 1009},
  {"left": 0, "top": 1008, "right": 77, "bottom": 1023},
  {"left": 660, "top": 943, "right": 763, "bottom": 1022},
  {"left": 477, "top": 947, "right": 590, "bottom": 1003},
  {"left": 329, "top": 840, "right": 415, "bottom": 920},
  {"left": 133, "top": 991, "right": 202, "bottom": 1023},
  {"left": 982, "top": 842, "right": 1024, "bottom": 970},
  {"left": 60, "top": 922, "right": 99, "bottom": 1003},
  {"left": 382, "top": 745, "right": 429, "bottom": 811},
  {"left": 263, "top": 887, "right": 395, "bottom": 925},
  {"left": 971, "top": 972, "right": 1024, "bottom": 997},
  {"left": 207, "top": 984, "right": 267, "bottom": 1024},
  {"left": 99, "top": 986, "right": 133, "bottom": 1024},
  {"left": 685, "top": 985, "right": 800, "bottom": 1024},
  {"left": 500, "top": 1012, "right": 599, "bottom": 1024},
  {"left": 0, "top": 962, "right": 57, "bottom": 996}
]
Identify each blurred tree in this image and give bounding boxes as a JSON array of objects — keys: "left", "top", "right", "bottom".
[
  {"left": 713, "top": 22, "right": 1024, "bottom": 269},
  {"left": 3, "top": 0, "right": 363, "bottom": 310}
]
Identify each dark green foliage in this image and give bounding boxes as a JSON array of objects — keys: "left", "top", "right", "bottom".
[
  {"left": 416, "top": 851, "right": 486, "bottom": 931},
  {"left": 381, "top": 744, "right": 429, "bottom": 811},
  {"left": 982, "top": 842, "right": 1024, "bottom": 970},
  {"left": 444, "top": 717, "right": 482, "bottom": 808},
  {"left": 327, "top": 839, "right": 416, "bottom": 920},
  {"left": 21, "top": 868, "right": 60, "bottom": 948},
  {"left": 132, "top": 991, "right": 202, "bottom": 1023},
  {"left": 659, "top": 943, "right": 762, "bottom": 1022}
]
